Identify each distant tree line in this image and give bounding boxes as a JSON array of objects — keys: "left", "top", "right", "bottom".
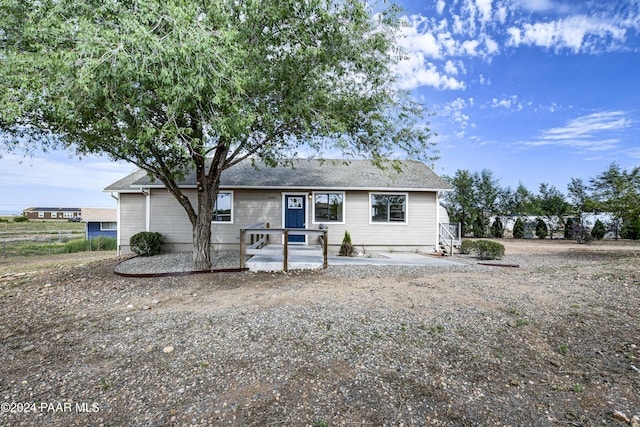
[{"left": 441, "top": 163, "right": 640, "bottom": 240}]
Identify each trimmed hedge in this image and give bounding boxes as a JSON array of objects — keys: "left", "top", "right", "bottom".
[{"left": 130, "top": 231, "right": 164, "bottom": 256}]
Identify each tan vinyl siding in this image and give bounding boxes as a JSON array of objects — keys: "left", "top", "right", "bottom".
[
  {"left": 118, "top": 193, "right": 146, "bottom": 251},
  {"left": 143, "top": 189, "right": 285, "bottom": 250},
  {"left": 148, "top": 190, "right": 193, "bottom": 245},
  {"left": 315, "top": 191, "right": 437, "bottom": 249},
  {"left": 120, "top": 188, "right": 439, "bottom": 252}
]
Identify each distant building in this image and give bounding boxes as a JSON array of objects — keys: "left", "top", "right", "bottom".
[
  {"left": 22, "top": 207, "right": 82, "bottom": 221},
  {"left": 81, "top": 208, "right": 117, "bottom": 240}
]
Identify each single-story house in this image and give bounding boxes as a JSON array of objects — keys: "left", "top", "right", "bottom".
[
  {"left": 104, "top": 159, "right": 453, "bottom": 255},
  {"left": 80, "top": 208, "right": 117, "bottom": 240},
  {"left": 22, "top": 207, "right": 82, "bottom": 221}
]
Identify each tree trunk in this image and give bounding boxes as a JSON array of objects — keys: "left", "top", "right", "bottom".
[
  {"left": 191, "top": 150, "right": 225, "bottom": 271},
  {"left": 192, "top": 187, "right": 216, "bottom": 270}
]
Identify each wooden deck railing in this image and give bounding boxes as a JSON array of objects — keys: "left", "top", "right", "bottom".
[{"left": 239, "top": 223, "right": 328, "bottom": 271}]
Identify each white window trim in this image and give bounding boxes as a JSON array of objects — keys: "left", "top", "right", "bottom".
[
  {"left": 312, "top": 191, "right": 346, "bottom": 225},
  {"left": 212, "top": 190, "right": 234, "bottom": 224},
  {"left": 369, "top": 192, "right": 409, "bottom": 225},
  {"left": 51, "top": 212, "right": 58, "bottom": 219},
  {"left": 100, "top": 222, "right": 117, "bottom": 231},
  {"left": 38, "top": 212, "right": 45, "bottom": 218}
]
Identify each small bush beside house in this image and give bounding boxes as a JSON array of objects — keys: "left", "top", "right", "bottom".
[
  {"left": 130, "top": 232, "right": 164, "bottom": 257},
  {"left": 339, "top": 231, "right": 354, "bottom": 257}
]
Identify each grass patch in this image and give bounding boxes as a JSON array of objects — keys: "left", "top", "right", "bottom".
[{"left": 1, "top": 237, "right": 116, "bottom": 257}]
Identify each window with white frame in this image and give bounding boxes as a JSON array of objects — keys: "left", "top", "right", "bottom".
[
  {"left": 370, "top": 193, "right": 407, "bottom": 223},
  {"left": 313, "top": 192, "right": 344, "bottom": 223},
  {"left": 63, "top": 212, "right": 74, "bottom": 218},
  {"left": 212, "top": 191, "right": 233, "bottom": 222},
  {"left": 38, "top": 212, "right": 45, "bottom": 218},
  {"left": 51, "top": 212, "right": 58, "bottom": 219},
  {"left": 100, "top": 222, "right": 117, "bottom": 231}
]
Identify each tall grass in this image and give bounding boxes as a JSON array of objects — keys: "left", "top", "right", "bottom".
[{"left": 1, "top": 237, "right": 116, "bottom": 257}]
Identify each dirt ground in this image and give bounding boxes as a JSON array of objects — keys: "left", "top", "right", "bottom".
[{"left": 0, "top": 239, "right": 639, "bottom": 426}]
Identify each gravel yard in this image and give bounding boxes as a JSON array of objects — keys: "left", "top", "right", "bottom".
[{"left": 1, "top": 239, "right": 639, "bottom": 426}]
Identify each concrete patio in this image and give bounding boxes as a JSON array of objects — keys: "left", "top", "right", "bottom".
[{"left": 245, "top": 244, "right": 463, "bottom": 272}]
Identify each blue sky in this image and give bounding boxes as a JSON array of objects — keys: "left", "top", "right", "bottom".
[{"left": 1, "top": 0, "right": 639, "bottom": 214}]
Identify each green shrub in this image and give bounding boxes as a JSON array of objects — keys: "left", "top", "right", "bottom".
[
  {"left": 460, "top": 240, "right": 505, "bottom": 260},
  {"left": 621, "top": 217, "right": 640, "bottom": 240},
  {"left": 591, "top": 219, "right": 606, "bottom": 240},
  {"left": 130, "top": 231, "right": 164, "bottom": 256},
  {"left": 339, "top": 230, "right": 353, "bottom": 257},
  {"left": 473, "top": 240, "right": 505, "bottom": 260},
  {"left": 513, "top": 217, "right": 525, "bottom": 239},
  {"left": 459, "top": 239, "right": 476, "bottom": 254},
  {"left": 564, "top": 217, "right": 574, "bottom": 239},
  {"left": 535, "top": 218, "right": 548, "bottom": 239},
  {"left": 13, "top": 216, "right": 29, "bottom": 222},
  {"left": 490, "top": 216, "right": 504, "bottom": 238}
]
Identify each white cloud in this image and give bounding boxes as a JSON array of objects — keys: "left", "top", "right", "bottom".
[
  {"left": 524, "top": 111, "right": 633, "bottom": 150},
  {"left": 396, "top": 1, "right": 638, "bottom": 91},
  {"left": 507, "top": 15, "right": 628, "bottom": 53},
  {"left": 397, "top": 57, "right": 466, "bottom": 90},
  {"left": 476, "top": 0, "right": 493, "bottom": 24},
  {"left": 491, "top": 96, "right": 523, "bottom": 110},
  {"left": 444, "top": 60, "right": 459, "bottom": 75}
]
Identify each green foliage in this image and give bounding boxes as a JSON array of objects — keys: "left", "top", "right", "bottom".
[
  {"left": 130, "top": 232, "right": 164, "bottom": 257},
  {"left": 621, "top": 217, "right": 640, "bottom": 240},
  {"left": 490, "top": 216, "right": 504, "bottom": 238},
  {"left": 339, "top": 231, "right": 354, "bottom": 257},
  {"left": 63, "top": 237, "right": 117, "bottom": 253},
  {"left": 564, "top": 217, "right": 575, "bottom": 239},
  {"left": 472, "top": 214, "right": 487, "bottom": 238},
  {"left": 535, "top": 218, "right": 548, "bottom": 239},
  {"left": 513, "top": 217, "right": 525, "bottom": 239},
  {"left": 459, "top": 239, "right": 476, "bottom": 254},
  {"left": 591, "top": 219, "right": 606, "bottom": 240},
  {"left": 13, "top": 216, "right": 29, "bottom": 222},
  {"left": 474, "top": 240, "right": 505, "bottom": 260},
  {"left": 590, "top": 163, "right": 640, "bottom": 239},
  {"left": 0, "top": 0, "right": 435, "bottom": 270},
  {"left": 461, "top": 240, "right": 505, "bottom": 260}
]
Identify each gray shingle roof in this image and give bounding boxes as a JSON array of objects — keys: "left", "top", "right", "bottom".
[{"left": 105, "top": 159, "right": 452, "bottom": 192}]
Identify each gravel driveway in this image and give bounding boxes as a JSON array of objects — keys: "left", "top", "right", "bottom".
[{"left": 1, "top": 239, "right": 639, "bottom": 426}]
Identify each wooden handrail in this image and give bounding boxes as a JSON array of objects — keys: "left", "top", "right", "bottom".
[{"left": 239, "top": 226, "right": 329, "bottom": 271}]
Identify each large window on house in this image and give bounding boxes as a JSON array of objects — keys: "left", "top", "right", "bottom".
[
  {"left": 213, "top": 191, "right": 233, "bottom": 223},
  {"left": 370, "top": 193, "right": 407, "bottom": 223},
  {"left": 314, "top": 192, "right": 344, "bottom": 223},
  {"left": 100, "top": 222, "right": 117, "bottom": 231}
]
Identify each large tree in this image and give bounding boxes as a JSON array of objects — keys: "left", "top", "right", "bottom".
[
  {"left": 535, "top": 183, "right": 569, "bottom": 239},
  {"left": 590, "top": 163, "right": 640, "bottom": 239},
  {"left": 0, "top": 0, "right": 435, "bottom": 269}
]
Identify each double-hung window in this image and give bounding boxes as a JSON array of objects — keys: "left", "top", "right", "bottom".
[
  {"left": 313, "top": 192, "right": 344, "bottom": 223},
  {"left": 212, "top": 191, "right": 234, "bottom": 223},
  {"left": 370, "top": 193, "right": 407, "bottom": 223}
]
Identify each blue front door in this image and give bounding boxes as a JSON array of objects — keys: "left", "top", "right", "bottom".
[{"left": 285, "top": 195, "right": 306, "bottom": 243}]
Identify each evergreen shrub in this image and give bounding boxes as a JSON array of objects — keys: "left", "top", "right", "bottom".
[
  {"left": 513, "top": 217, "right": 525, "bottom": 239},
  {"left": 130, "top": 231, "right": 164, "bottom": 256},
  {"left": 591, "top": 219, "right": 606, "bottom": 240},
  {"left": 339, "top": 231, "right": 354, "bottom": 257}
]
